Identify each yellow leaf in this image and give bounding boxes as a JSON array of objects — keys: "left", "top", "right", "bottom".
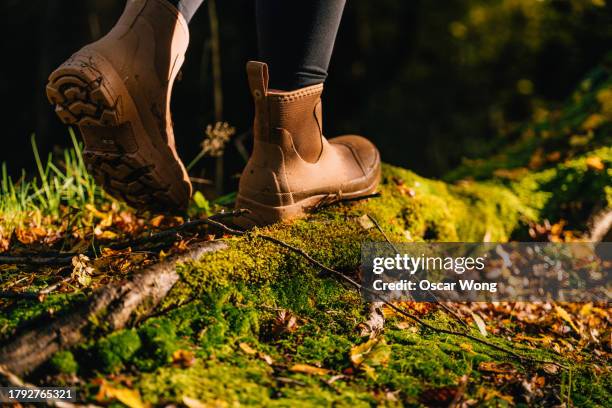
[
  {"left": 554, "top": 304, "right": 580, "bottom": 333},
  {"left": 96, "top": 381, "right": 148, "bottom": 408},
  {"left": 150, "top": 215, "right": 165, "bottom": 228},
  {"left": 460, "top": 343, "right": 474, "bottom": 353},
  {"left": 239, "top": 342, "right": 257, "bottom": 355},
  {"left": 350, "top": 338, "right": 391, "bottom": 379},
  {"left": 172, "top": 349, "right": 196, "bottom": 368},
  {"left": 579, "top": 303, "right": 592, "bottom": 317},
  {"left": 85, "top": 204, "right": 107, "bottom": 219},
  {"left": 585, "top": 156, "right": 605, "bottom": 171},
  {"left": 290, "top": 364, "right": 330, "bottom": 376},
  {"left": 350, "top": 338, "right": 377, "bottom": 366},
  {"left": 98, "top": 230, "right": 118, "bottom": 240}
]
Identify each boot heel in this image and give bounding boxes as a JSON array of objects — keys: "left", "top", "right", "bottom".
[{"left": 46, "top": 52, "right": 120, "bottom": 128}]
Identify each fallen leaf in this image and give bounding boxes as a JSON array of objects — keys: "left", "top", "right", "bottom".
[
  {"left": 96, "top": 381, "right": 148, "bottom": 408},
  {"left": 290, "top": 364, "right": 330, "bottom": 376},
  {"left": 272, "top": 309, "right": 299, "bottom": 337},
  {"left": 172, "top": 349, "right": 196, "bottom": 368},
  {"left": 150, "top": 215, "right": 165, "bottom": 228},
  {"left": 585, "top": 156, "right": 605, "bottom": 171},
  {"left": 239, "top": 342, "right": 257, "bottom": 355},
  {"left": 554, "top": 304, "right": 580, "bottom": 333},
  {"left": 471, "top": 311, "right": 488, "bottom": 337},
  {"left": 478, "top": 361, "right": 516, "bottom": 374},
  {"left": 357, "top": 214, "right": 375, "bottom": 230},
  {"left": 71, "top": 254, "right": 94, "bottom": 287},
  {"left": 350, "top": 338, "right": 391, "bottom": 379},
  {"left": 543, "top": 363, "right": 560, "bottom": 375}
]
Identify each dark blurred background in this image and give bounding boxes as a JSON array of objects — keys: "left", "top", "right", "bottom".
[{"left": 1, "top": 0, "right": 611, "bottom": 191}]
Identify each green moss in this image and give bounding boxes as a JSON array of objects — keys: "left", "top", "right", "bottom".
[
  {"left": 0, "top": 293, "right": 87, "bottom": 343},
  {"left": 137, "top": 318, "right": 181, "bottom": 368},
  {"left": 49, "top": 350, "right": 78, "bottom": 375},
  {"left": 94, "top": 329, "right": 141, "bottom": 374}
]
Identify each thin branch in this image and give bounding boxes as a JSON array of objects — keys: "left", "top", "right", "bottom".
[
  {"left": 314, "top": 192, "right": 381, "bottom": 211},
  {"left": 367, "top": 214, "right": 468, "bottom": 329}
]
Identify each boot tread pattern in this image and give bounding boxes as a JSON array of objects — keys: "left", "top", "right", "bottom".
[{"left": 46, "top": 54, "right": 186, "bottom": 212}]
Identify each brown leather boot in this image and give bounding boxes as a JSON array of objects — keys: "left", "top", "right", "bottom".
[
  {"left": 46, "top": 0, "right": 192, "bottom": 211},
  {"left": 235, "top": 61, "right": 381, "bottom": 227}
]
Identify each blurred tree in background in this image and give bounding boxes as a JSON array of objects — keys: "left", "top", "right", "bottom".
[{"left": 1, "top": 0, "right": 610, "bottom": 187}]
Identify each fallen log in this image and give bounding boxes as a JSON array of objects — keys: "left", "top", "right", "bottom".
[{"left": 0, "top": 240, "right": 227, "bottom": 376}]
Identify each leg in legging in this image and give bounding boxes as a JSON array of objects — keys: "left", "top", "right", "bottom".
[
  {"left": 255, "top": 0, "right": 347, "bottom": 91},
  {"left": 165, "top": 0, "right": 205, "bottom": 23}
]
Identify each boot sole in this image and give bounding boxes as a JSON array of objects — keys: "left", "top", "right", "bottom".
[
  {"left": 46, "top": 50, "right": 191, "bottom": 212},
  {"left": 234, "top": 165, "right": 381, "bottom": 228}
]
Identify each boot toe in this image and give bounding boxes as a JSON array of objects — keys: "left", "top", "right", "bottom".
[{"left": 329, "top": 135, "right": 380, "bottom": 175}]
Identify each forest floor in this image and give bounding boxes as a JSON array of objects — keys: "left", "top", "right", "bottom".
[{"left": 0, "top": 58, "right": 611, "bottom": 407}]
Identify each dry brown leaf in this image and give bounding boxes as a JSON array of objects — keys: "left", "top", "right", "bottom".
[{"left": 478, "top": 361, "right": 516, "bottom": 374}]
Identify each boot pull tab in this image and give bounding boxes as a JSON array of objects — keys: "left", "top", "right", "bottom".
[{"left": 246, "top": 61, "right": 269, "bottom": 100}]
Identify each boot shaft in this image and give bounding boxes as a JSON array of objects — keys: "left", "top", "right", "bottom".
[{"left": 246, "top": 61, "right": 324, "bottom": 163}]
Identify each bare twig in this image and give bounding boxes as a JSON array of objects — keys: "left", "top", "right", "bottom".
[
  {"left": 367, "top": 214, "right": 469, "bottom": 329},
  {"left": 314, "top": 192, "right": 381, "bottom": 211}
]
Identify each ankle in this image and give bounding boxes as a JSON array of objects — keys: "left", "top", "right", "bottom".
[{"left": 162, "top": 0, "right": 204, "bottom": 23}]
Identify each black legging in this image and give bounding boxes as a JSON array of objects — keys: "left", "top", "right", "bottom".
[{"left": 165, "top": 0, "right": 346, "bottom": 91}]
